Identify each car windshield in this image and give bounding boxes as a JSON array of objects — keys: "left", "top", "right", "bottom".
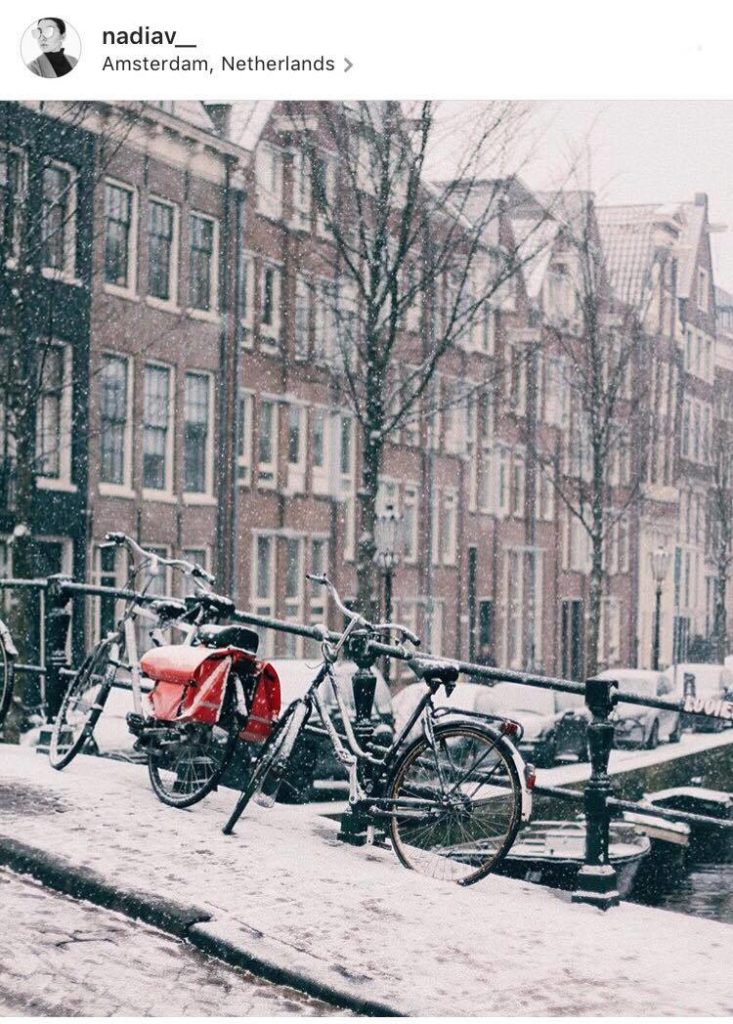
[{"left": 489, "top": 683, "right": 556, "bottom": 715}]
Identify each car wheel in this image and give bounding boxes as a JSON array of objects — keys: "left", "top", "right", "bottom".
[{"left": 645, "top": 721, "right": 659, "bottom": 750}]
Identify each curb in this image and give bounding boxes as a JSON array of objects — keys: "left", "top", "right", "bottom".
[{"left": 0, "top": 833, "right": 403, "bottom": 1017}]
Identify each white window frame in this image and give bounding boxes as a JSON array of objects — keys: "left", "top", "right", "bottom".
[
  {"left": 187, "top": 211, "right": 220, "bottom": 320},
  {"left": 141, "top": 361, "right": 175, "bottom": 501},
  {"left": 402, "top": 484, "right": 419, "bottom": 564},
  {"left": 255, "top": 142, "right": 284, "bottom": 221},
  {"left": 182, "top": 370, "right": 215, "bottom": 502},
  {"left": 237, "top": 388, "right": 254, "bottom": 486},
  {"left": 103, "top": 176, "right": 138, "bottom": 297},
  {"left": 36, "top": 341, "right": 75, "bottom": 491},
  {"left": 146, "top": 194, "right": 180, "bottom": 310},
  {"left": 283, "top": 535, "right": 305, "bottom": 657},
  {"left": 257, "top": 396, "right": 278, "bottom": 489},
  {"left": 314, "top": 152, "right": 337, "bottom": 237},
  {"left": 239, "top": 251, "right": 256, "bottom": 348},
  {"left": 260, "top": 263, "right": 282, "bottom": 346},
  {"left": 251, "top": 533, "right": 276, "bottom": 657},
  {"left": 286, "top": 400, "right": 307, "bottom": 494},
  {"left": 311, "top": 406, "right": 331, "bottom": 496},
  {"left": 42, "top": 159, "right": 79, "bottom": 284},
  {"left": 441, "top": 488, "right": 458, "bottom": 566},
  {"left": 290, "top": 149, "right": 311, "bottom": 231},
  {"left": 1, "top": 145, "right": 27, "bottom": 267},
  {"left": 294, "top": 274, "right": 311, "bottom": 360},
  {"left": 98, "top": 351, "right": 134, "bottom": 498}
]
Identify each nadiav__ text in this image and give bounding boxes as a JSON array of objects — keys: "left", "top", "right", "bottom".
[{"left": 102, "top": 27, "right": 183, "bottom": 45}]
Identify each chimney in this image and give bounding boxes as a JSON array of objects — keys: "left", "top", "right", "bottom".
[{"left": 205, "top": 103, "right": 232, "bottom": 139}]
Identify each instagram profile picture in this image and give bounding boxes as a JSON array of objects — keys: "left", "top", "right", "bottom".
[{"left": 21, "top": 18, "right": 81, "bottom": 78}]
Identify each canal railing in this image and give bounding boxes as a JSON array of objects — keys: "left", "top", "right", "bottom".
[{"left": 1, "top": 573, "right": 732, "bottom": 910}]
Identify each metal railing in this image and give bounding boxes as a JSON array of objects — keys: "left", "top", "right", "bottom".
[{"left": 1, "top": 573, "right": 731, "bottom": 909}]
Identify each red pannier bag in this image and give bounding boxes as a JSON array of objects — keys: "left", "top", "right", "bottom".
[{"left": 239, "top": 661, "right": 281, "bottom": 744}]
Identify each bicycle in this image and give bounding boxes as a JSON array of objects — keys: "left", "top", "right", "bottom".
[
  {"left": 49, "top": 533, "right": 273, "bottom": 809},
  {"left": 223, "top": 575, "right": 534, "bottom": 886}
]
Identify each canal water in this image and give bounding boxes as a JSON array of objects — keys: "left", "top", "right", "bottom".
[{"left": 536, "top": 740, "right": 733, "bottom": 924}]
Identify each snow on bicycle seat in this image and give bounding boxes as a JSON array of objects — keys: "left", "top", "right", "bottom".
[
  {"left": 409, "top": 657, "right": 460, "bottom": 684},
  {"left": 197, "top": 624, "right": 259, "bottom": 654}
]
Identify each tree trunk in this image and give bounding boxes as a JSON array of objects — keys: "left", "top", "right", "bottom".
[
  {"left": 587, "top": 534, "right": 604, "bottom": 680},
  {"left": 356, "top": 430, "right": 382, "bottom": 618},
  {"left": 714, "top": 556, "right": 728, "bottom": 665}
]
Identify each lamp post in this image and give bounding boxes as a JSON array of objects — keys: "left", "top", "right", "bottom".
[
  {"left": 650, "top": 544, "right": 671, "bottom": 671},
  {"left": 374, "top": 503, "right": 403, "bottom": 684}
]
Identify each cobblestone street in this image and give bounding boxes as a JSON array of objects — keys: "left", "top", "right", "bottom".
[{"left": 0, "top": 869, "right": 348, "bottom": 1017}]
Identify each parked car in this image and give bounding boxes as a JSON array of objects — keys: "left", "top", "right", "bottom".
[
  {"left": 597, "top": 668, "right": 681, "bottom": 749},
  {"left": 392, "top": 679, "right": 498, "bottom": 744},
  {"left": 666, "top": 663, "right": 733, "bottom": 732},
  {"left": 267, "top": 659, "right": 394, "bottom": 802},
  {"left": 487, "top": 683, "right": 590, "bottom": 767}
]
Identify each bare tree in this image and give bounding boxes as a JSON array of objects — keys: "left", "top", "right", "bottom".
[
  {"left": 707, "top": 412, "right": 733, "bottom": 662},
  {"left": 285, "top": 100, "right": 544, "bottom": 613},
  {"left": 524, "top": 191, "right": 657, "bottom": 677}
]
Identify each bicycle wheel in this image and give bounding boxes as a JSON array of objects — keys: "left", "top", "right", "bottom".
[
  {"left": 147, "top": 699, "right": 241, "bottom": 809},
  {"left": 388, "top": 723, "right": 522, "bottom": 886},
  {"left": 0, "top": 635, "right": 14, "bottom": 730},
  {"left": 49, "top": 638, "right": 116, "bottom": 770},
  {"left": 222, "top": 701, "right": 302, "bottom": 835}
]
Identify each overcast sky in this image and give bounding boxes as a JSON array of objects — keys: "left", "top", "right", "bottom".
[{"left": 523, "top": 100, "right": 733, "bottom": 289}]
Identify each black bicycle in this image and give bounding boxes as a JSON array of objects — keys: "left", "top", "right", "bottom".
[{"left": 223, "top": 575, "right": 534, "bottom": 886}]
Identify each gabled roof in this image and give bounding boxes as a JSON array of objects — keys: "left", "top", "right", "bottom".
[
  {"left": 596, "top": 203, "right": 683, "bottom": 308},
  {"left": 226, "top": 101, "right": 276, "bottom": 151},
  {"left": 151, "top": 101, "right": 217, "bottom": 133},
  {"left": 675, "top": 202, "right": 706, "bottom": 300}
]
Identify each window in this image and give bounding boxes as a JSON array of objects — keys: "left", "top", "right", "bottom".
[
  {"left": 307, "top": 537, "right": 329, "bottom": 653},
  {"left": 148, "top": 198, "right": 176, "bottom": 302},
  {"left": 104, "top": 181, "right": 135, "bottom": 289},
  {"left": 441, "top": 490, "right": 457, "bottom": 565},
  {"left": 284, "top": 537, "right": 304, "bottom": 657},
  {"left": 135, "top": 545, "right": 170, "bottom": 654},
  {"left": 478, "top": 599, "right": 494, "bottom": 648},
  {"left": 99, "top": 354, "right": 131, "bottom": 488},
  {"left": 42, "top": 162, "right": 76, "bottom": 276},
  {"left": 94, "top": 543, "right": 125, "bottom": 641},
  {"left": 238, "top": 253, "right": 255, "bottom": 346},
  {"left": 287, "top": 403, "right": 306, "bottom": 492},
  {"left": 314, "top": 280, "right": 338, "bottom": 360},
  {"left": 258, "top": 399, "right": 277, "bottom": 486},
  {"left": 261, "top": 265, "right": 281, "bottom": 343},
  {"left": 403, "top": 485, "right": 418, "bottom": 563},
  {"left": 183, "top": 372, "right": 212, "bottom": 494},
  {"left": 291, "top": 150, "right": 311, "bottom": 230},
  {"left": 237, "top": 390, "right": 253, "bottom": 484},
  {"left": 36, "top": 345, "right": 70, "bottom": 482},
  {"left": 256, "top": 143, "right": 283, "bottom": 220},
  {"left": 403, "top": 265, "right": 423, "bottom": 334},
  {"left": 497, "top": 446, "right": 510, "bottom": 517},
  {"left": 338, "top": 414, "right": 355, "bottom": 560},
  {"left": 312, "top": 407, "right": 330, "bottom": 495},
  {"left": 313, "top": 152, "right": 336, "bottom": 235},
  {"left": 0, "top": 148, "right": 24, "bottom": 259},
  {"left": 252, "top": 534, "right": 276, "bottom": 656},
  {"left": 182, "top": 548, "right": 209, "bottom": 595},
  {"left": 599, "top": 598, "right": 621, "bottom": 668},
  {"left": 511, "top": 451, "right": 525, "bottom": 517},
  {"left": 189, "top": 213, "right": 217, "bottom": 312},
  {"left": 294, "top": 275, "right": 311, "bottom": 359},
  {"left": 143, "top": 364, "right": 172, "bottom": 492}
]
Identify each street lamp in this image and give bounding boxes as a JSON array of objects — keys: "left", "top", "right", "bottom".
[
  {"left": 650, "top": 544, "right": 671, "bottom": 671},
  {"left": 374, "top": 503, "right": 403, "bottom": 683}
]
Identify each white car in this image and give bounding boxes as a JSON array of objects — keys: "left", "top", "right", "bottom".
[
  {"left": 597, "top": 668, "right": 681, "bottom": 749},
  {"left": 392, "top": 680, "right": 497, "bottom": 744}
]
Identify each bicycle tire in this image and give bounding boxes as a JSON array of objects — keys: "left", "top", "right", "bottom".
[
  {"left": 0, "top": 636, "right": 14, "bottom": 730},
  {"left": 222, "top": 701, "right": 301, "bottom": 835},
  {"left": 49, "top": 637, "right": 116, "bottom": 770},
  {"left": 387, "top": 722, "right": 523, "bottom": 886},
  {"left": 147, "top": 697, "right": 241, "bottom": 809}
]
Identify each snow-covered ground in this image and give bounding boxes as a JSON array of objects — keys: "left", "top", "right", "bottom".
[
  {"left": 0, "top": 745, "right": 730, "bottom": 1016},
  {"left": 0, "top": 867, "right": 344, "bottom": 1016}
]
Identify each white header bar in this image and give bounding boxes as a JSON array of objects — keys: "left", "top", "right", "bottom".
[{"left": 3, "top": 0, "right": 733, "bottom": 100}]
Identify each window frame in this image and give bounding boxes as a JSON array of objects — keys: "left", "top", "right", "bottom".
[
  {"left": 146, "top": 194, "right": 179, "bottom": 308},
  {"left": 141, "top": 361, "right": 175, "bottom": 500},
  {"left": 103, "top": 177, "right": 137, "bottom": 296},
  {"left": 188, "top": 210, "right": 219, "bottom": 317},
  {"left": 98, "top": 351, "right": 134, "bottom": 496}
]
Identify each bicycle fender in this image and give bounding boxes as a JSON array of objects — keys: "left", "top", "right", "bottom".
[
  {"left": 435, "top": 714, "right": 533, "bottom": 823},
  {"left": 0, "top": 618, "right": 18, "bottom": 659}
]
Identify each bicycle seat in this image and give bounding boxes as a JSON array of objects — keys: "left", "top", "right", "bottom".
[
  {"left": 149, "top": 599, "right": 187, "bottom": 621},
  {"left": 409, "top": 657, "right": 460, "bottom": 684},
  {"left": 197, "top": 624, "right": 259, "bottom": 654}
]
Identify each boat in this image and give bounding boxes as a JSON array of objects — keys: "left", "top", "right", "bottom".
[
  {"left": 643, "top": 786, "right": 733, "bottom": 823},
  {"left": 497, "top": 819, "right": 651, "bottom": 898}
]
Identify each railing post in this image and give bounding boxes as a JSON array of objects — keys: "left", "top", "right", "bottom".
[
  {"left": 44, "top": 574, "right": 73, "bottom": 722},
  {"left": 572, "top": 675, "right": 620, "bottom": 910},
  {"left": 338, "top": 636, "right": 379, "bottom": 846}
]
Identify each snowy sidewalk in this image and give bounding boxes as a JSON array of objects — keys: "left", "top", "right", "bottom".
[{"left": 0, "top": 745, "right": 730, "bottom": 1017}]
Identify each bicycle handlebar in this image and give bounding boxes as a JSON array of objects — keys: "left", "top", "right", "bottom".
[
  {"left": 103, "top": 532, "right": 215, "bottom": 586},
  {"left": 306, "top": 573, "right": 421, "bottom": 647}
]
